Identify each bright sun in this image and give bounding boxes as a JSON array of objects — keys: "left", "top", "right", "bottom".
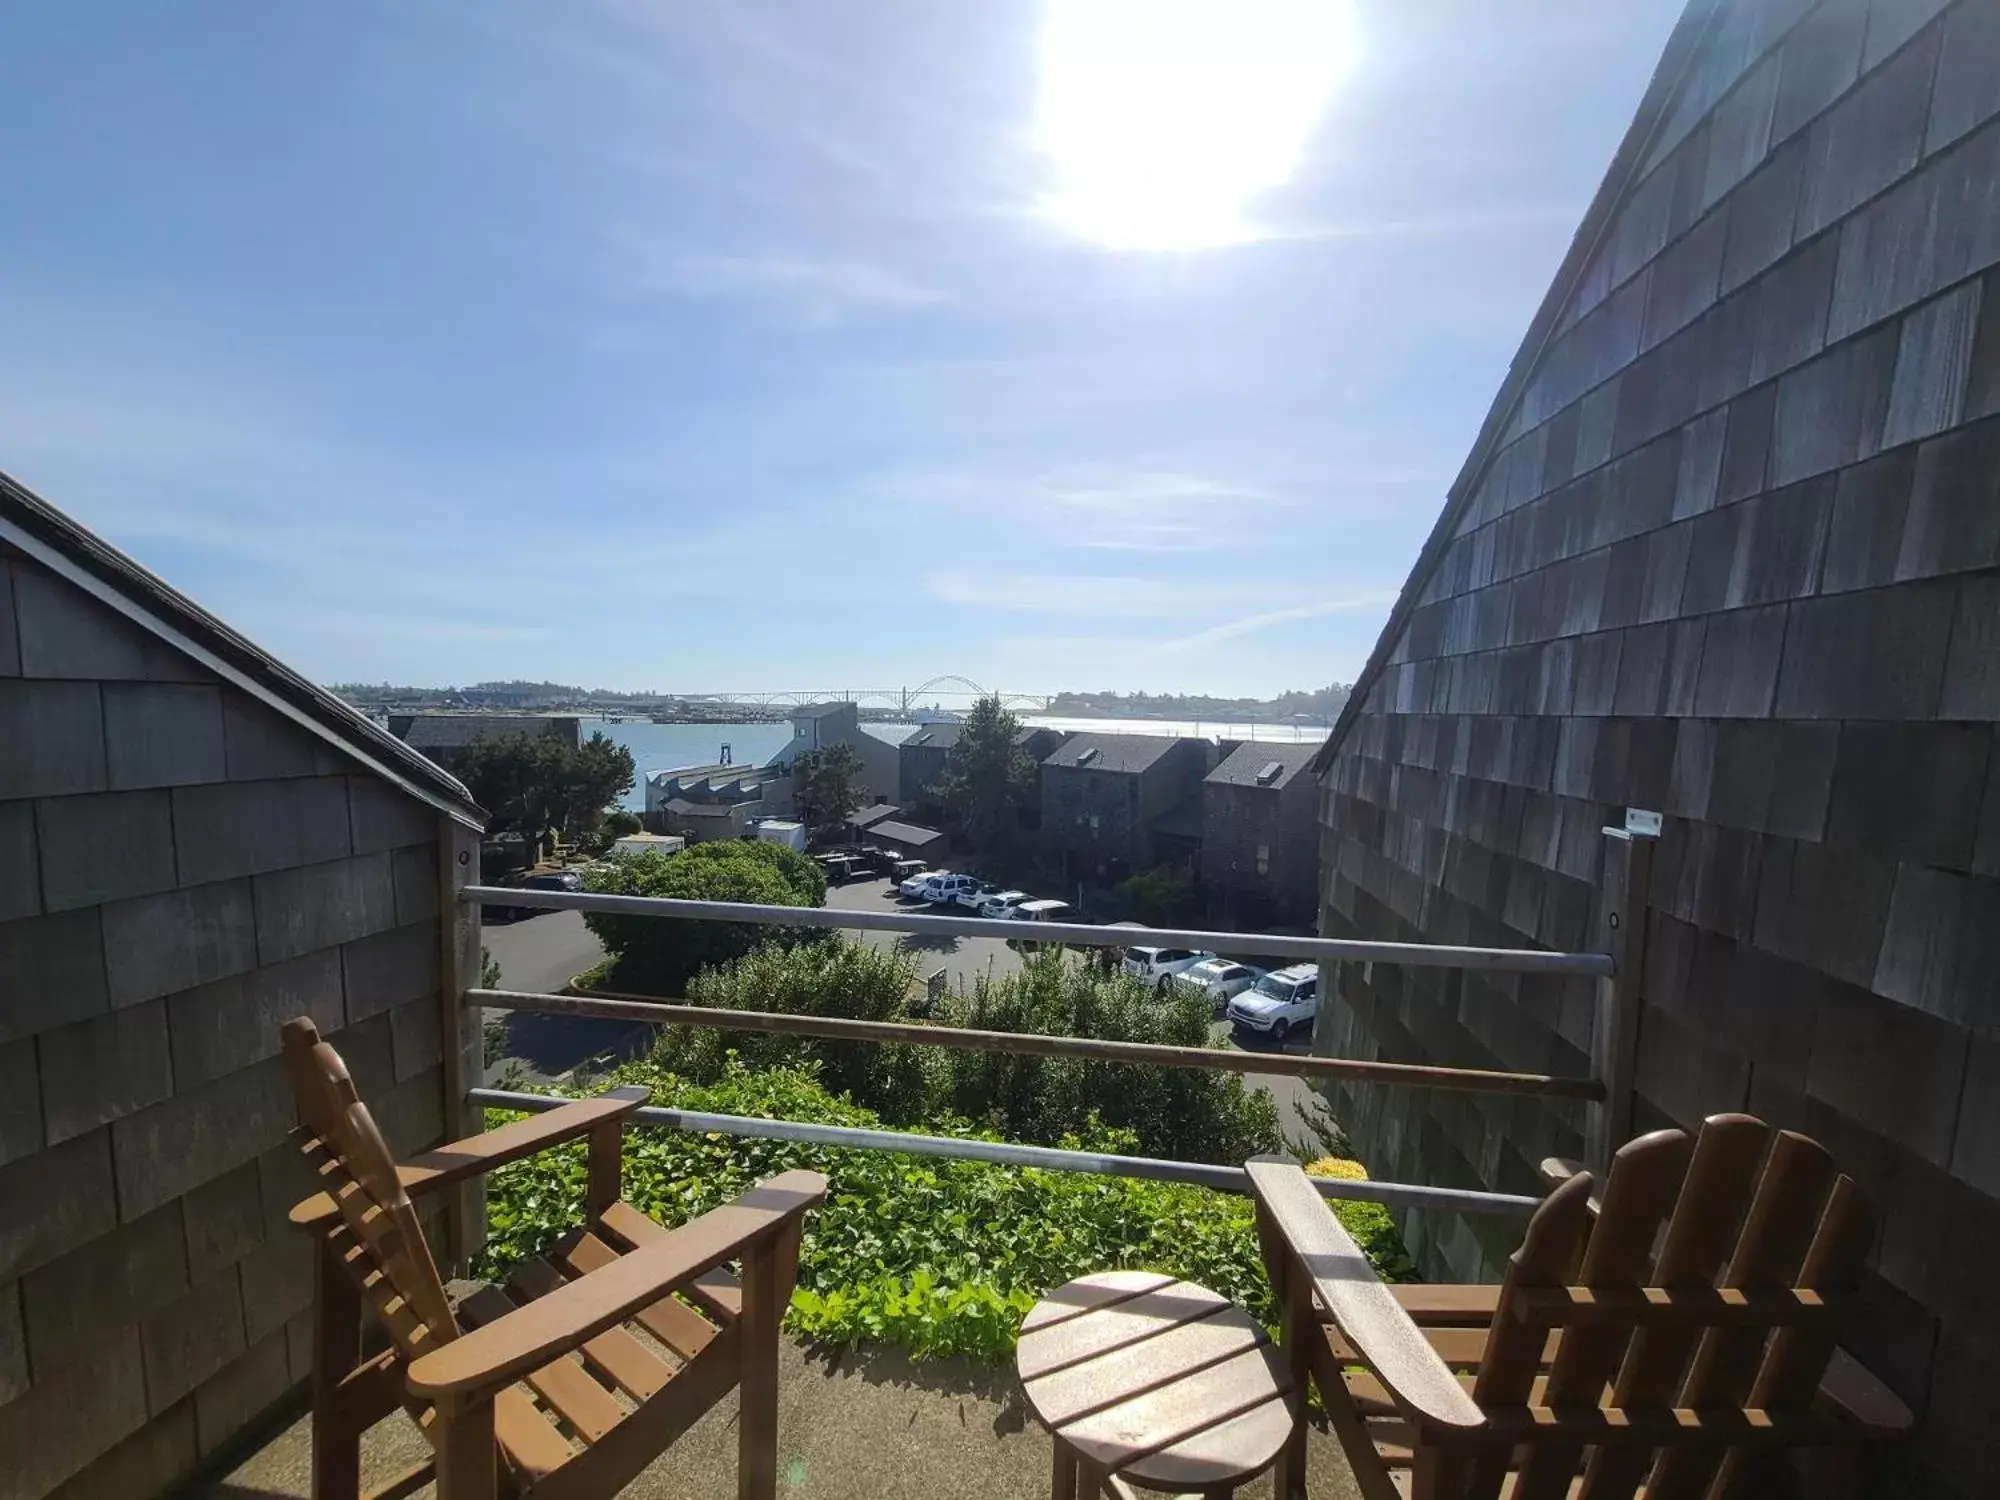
[{"left": 1034, "top": 0, "right": 1354, "bottom": 253}]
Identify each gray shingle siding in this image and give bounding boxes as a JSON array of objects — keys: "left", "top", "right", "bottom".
[
  {"left": 0, "top": 547, "right": 456, "bottom": 1498},
  {"left": 1316, "top": 7, "right": 2000, "bottom": 1495}
]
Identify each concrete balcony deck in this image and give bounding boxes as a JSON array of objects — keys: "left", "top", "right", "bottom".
[{"left": 195, "top": 1336, "right": 1362, "bottom": 1500}]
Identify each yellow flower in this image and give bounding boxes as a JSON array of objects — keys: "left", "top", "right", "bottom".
[{"left": 1303, "top": 1156, "right": 1369, "bottom": 1181}]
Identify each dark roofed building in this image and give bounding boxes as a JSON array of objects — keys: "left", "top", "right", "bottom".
[
  {"left": 897, "top": 722, "right": 964, "bottom": 813},
  {"left": 901, "top": 721, "right": 1070, "bottom": 819},
  {"left": 0, "top": 471, "right": 483, "bottom": 1496},
  {"left": 866, "top": 819, "right": 949, "bottom": 861},
  {"left": 1038, "top": 732, "right": 1215, "bottom": 881},
  {"left": 1201, "top": 739, "right": 1321, "bottom": 927},
  {"left": 1310, "top": 6, "right": 2000, "bottom": 1494},
  {"left": 847, "top": 802, "right": 900, "bottom": 835},
  {"left": 767, "top": 700, "right": 899, "bottom": 805}
]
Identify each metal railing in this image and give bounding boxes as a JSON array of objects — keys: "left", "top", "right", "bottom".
[
  {"left": 460, "top": 821, "right": 1655, "bottom": 1218},
  {"left": 466, "top": 885, "right": 1616, "bottom": 976},
  {"left": 471, "top": 987, "right": 1603, "bottom": 1100},
  {"left": 467, "top": 1086, "right": 1544, "bottom": 1217}
]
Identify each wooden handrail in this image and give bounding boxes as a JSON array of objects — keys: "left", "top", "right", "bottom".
[{"left": 472, "top": 988, "right": 1606, "bottom": 1102}]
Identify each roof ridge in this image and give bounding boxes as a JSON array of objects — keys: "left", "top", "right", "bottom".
[
  {"left": 1308, "top": 0, "right": 1726, "bottom": 776},
  {"left": 1, "top": 469, "right": 485, "bottom": 827}
]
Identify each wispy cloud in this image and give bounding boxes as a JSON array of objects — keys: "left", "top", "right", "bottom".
[
  {"left": 898, "top": 466, "right": 1300, "bottom": 553},
  {"left": 611, "top": 241, "right": 946, "bottom": 328},
  {"left": 925, "top": 568, "right": 1185, "bottom": 618},
  {"left": 1161, "top": 592, "right": 1396, "bottom": 651}
]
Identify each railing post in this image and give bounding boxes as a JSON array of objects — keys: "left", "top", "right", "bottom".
[
  {"left": 1587, "top": 816, "right": 1657, "bottom": 1177},
  {"left": 438, "top": 815, "right": 486, "bottom": 1270}
]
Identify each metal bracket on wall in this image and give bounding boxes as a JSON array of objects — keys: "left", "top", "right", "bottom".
[{"left": 1586, "top": 812, "right": 1660, "bottom": 1177}]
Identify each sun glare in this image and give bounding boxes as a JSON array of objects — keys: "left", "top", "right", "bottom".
[{"left": 1034, "top": 0, "right": 1354, "bottom": 252}]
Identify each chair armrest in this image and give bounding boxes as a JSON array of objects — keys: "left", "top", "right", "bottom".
[
  {"left": 1246, "top": 1159, "right": 1483, "bottom": 1434},
  {"left": 406, "top": 1169, "right": 828, "bottom": 1399},
  {"left": 1538, "top": 1157, "right": 1586, "bottom": 1191},
  {"left": 290, "top": 1086, "right": 652, "bottom": 1229}
]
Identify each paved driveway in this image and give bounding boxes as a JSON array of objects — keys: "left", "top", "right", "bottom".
[
  {"left": 479, "top": 907, "right": 641, "bottom": 1082},
  {"left": 825, "top": 876, "right": 1025, "bottom": 995}
]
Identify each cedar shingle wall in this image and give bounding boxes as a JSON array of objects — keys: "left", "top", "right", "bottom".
[
  {"left": 0, "top": 551, "right": 451, "bottom": 1499},
  {"left": 1316, "top": 3, "right": 1999, "bottom": 1492},
  {"left": 1200, "top": 778, "right": 1318, "bottom": 925}
]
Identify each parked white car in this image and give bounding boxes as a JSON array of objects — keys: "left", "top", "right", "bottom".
[
  {"left": 916, "top": 872, "right": 981, "bottom": 905},
  {"left": 1122, "top": 945, "right": 1215, "bottom": 991},
  {"left": 1171, "top": 957, "right": 1267, "bottom": 1012},
  {"left": 897, "top": 868, "right": 943, "bottom": 899},
  {"left": 955, "top": 879, "right": 1004, "bottom": 911},
  {"left": 1225, "top": 964, "right": 1320, "bottom": 1039},
  {"left": 976, "top": 889, "right": 1031, "bottom": 918}
]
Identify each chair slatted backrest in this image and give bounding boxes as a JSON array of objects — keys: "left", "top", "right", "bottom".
[
  {"left": 282, "top": 1018, "right": 460, "bottom": 1362},
  {"left": 1458, "top": 1113, "right": 1870, "bottom": 1500}
]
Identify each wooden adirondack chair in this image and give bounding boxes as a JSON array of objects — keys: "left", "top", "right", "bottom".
[
  {"left": 1249, "top": 1113, "right": 1913, "bottom": 1500},
  {"left": 280, "top": 1017, "right": 827, "bottom": 1500}
]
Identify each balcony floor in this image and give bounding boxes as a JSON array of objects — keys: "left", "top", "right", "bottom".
[{"left": 193, "top": 1336, "right": 1363, "bottom": 1500}]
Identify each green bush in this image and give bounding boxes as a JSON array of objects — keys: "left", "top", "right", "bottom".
[
  {"left": 669, "top": 940, "right": 930, "bottom": 1115},
  {"left": 1112, "top": 863, "right": 1198, "bottom": 926},
  {"left": 581, "top": 842, "right": 828, "bottom": 993},
  {"left": 589, "top": 809, "right": 644, "bottom": 853},
  {"left": 647, "top": 941, "right": 1280, "bottom": 1165},
  {"left": 935, "top": 949, "right": 1279, "bottom": 1164},
  {"left": 477, "top": 1057, "right": 1410, "bottom": 1364}
]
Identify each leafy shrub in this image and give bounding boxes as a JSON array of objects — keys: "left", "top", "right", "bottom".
[
  {"left": 589, "top": 809, "right": 644, "bottom": 853},
  {"left": 1112, "top": 863, "right": 1198, "bottom": 926},
  {"left": 581, "top": 842, "right": 829, "bottom": 993},
  {"left": 647, "top": 940, "right": 1280, "bottom": 1165},
  {"left": 669, "top": 940, "right": 930, "bottom": 1115},
  {"left": 478, "top": 1058, "right": 1286, "bottom": 1362},
  {"left": 935, "top": 949, "right": 1279, "bottom": 1164},
  {"left": 479, "top": 1058, "right": 1414, "bottom": 1362}
]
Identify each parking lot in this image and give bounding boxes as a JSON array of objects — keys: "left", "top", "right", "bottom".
[{"left": 827, "top": 876, "right": 1026, "bottom": 992}]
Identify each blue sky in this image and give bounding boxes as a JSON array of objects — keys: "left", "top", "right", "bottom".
[{"left": 0, "top": 1, "right": 1682, "bottom": 699}]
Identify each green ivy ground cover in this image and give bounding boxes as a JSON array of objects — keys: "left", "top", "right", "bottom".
[{"left": 477, "top": 1056, "right": 1414, "bottom": 1363}]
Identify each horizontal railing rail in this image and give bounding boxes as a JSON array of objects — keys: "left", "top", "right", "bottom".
[
  {"left": 472, "top": 987, "right": 1605, "bottom": 1100},
  {"left": 468, "top": 1086, "right": 1543, "bottom": 1217},
  {"left": 458, "top": 847, "right": 1652, "bottom": 1219},
  {"left": 462, "top": 885, "right": 1615, "bottom": 976}
]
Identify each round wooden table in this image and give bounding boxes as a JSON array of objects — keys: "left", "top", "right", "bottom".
[{"left": 1018, "top": 1271, "right": 1299, "bottom": 1499}]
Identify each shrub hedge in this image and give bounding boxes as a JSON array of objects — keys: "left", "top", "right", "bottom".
[{"left": 478, "top": 1056, "right": 1414, "bottom": 1364}]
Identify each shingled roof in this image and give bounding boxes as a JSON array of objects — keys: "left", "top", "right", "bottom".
[
  {"left": 0, "top": 470, "right": 486, "bottom": 828},
  {"left": 1042, "top": 731, "right": 1187, "bottom": 775},
  {"left": 392, "top": 714, "right": 576, "bottom": 752},
  {"left": 1311, "top": 0, "right": 1721, "bottom": 774},
  {"left": 1206, "top": 738, "right": 1321, "bottom": 790}
]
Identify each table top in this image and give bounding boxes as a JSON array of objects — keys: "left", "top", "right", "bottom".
[{"left": 1017, "top": 1271, "right": 1297, "bottom": 1493}]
